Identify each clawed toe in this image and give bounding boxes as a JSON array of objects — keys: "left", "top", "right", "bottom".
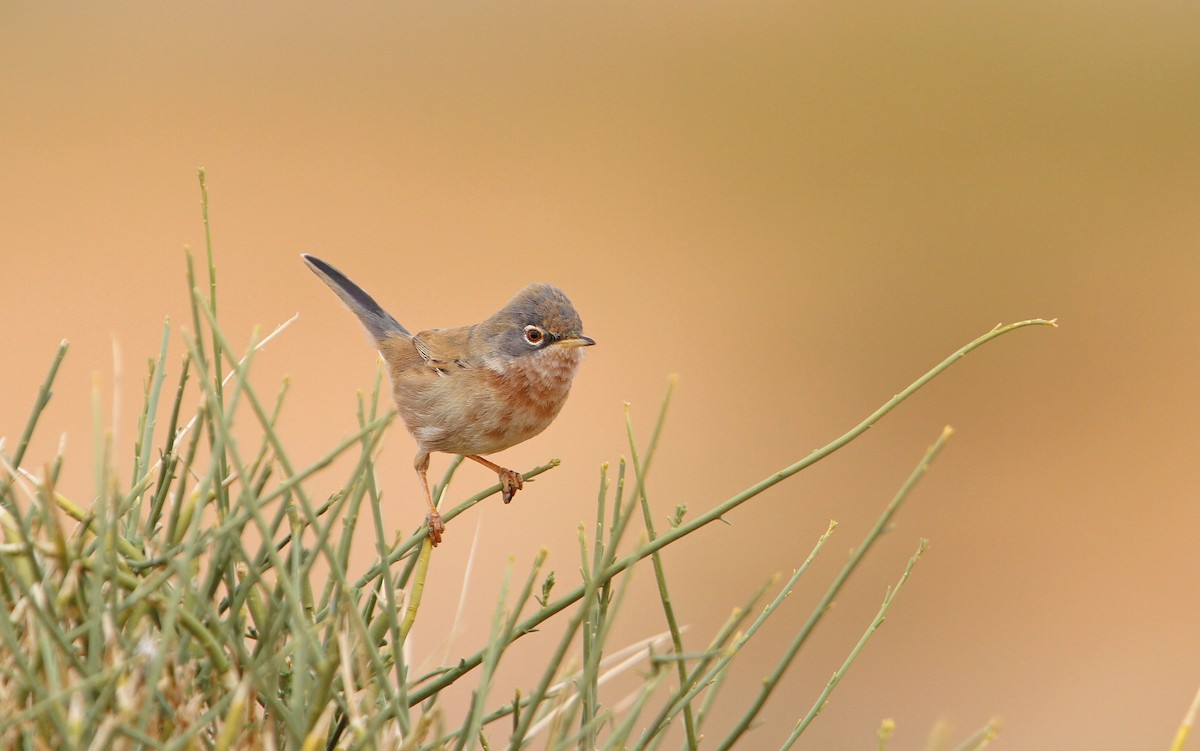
[
  {"left": 464, "top": 455, "right": 526, "bottom": 504},
  {"left": 499, "top": 468, "right": 524, "bottom": 504},
  {"left": 426, "top": 512, "right": 445, "bottom": 546}
]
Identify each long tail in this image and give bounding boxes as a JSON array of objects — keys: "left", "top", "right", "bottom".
[{"left": 301, "top": 254, "right": 410, "bottom": 343}]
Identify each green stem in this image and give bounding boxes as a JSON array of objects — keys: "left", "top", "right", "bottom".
[
  {"left": 0, "top": 339, "right": 68, "bottom": 509},
  {"left": 409, "top": 319, "right": 1054, "bottom": 706},
  {"left": 780, "top": 539, "right": 928, "bottom": 748},
  {"left": 634, "top": 521, "right": 837, "bottom": 749},
  {"left": 717, "top": 427, "right": 952, "bottom": 750},
  {"left": 624, "top": 381, "right": 697, "bottom": 750}
]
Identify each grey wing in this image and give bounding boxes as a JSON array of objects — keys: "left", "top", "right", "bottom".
[{"left": 413, "top": 328, "right": 476, "bottom": 375}]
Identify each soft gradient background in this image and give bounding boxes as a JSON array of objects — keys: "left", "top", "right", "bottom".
[{"left": 2, "top": 3, "right": 1198, "bottom": 748}]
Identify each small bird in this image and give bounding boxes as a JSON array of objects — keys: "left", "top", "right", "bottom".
[{"left": 302, "top": 254, "right": 594, "bottom": 546}]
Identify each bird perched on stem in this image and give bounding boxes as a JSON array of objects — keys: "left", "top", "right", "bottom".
[{"left": 302, "top": 254, "right": 595, "bottom": 545}]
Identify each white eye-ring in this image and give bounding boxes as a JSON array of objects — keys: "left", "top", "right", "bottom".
[{"left": 523, "top": 325, "right": 546, "bottom": 346}]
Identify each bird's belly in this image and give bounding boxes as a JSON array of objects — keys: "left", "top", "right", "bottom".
[{"left": 393, "top": 363, "right": 574, "bottom": 456}]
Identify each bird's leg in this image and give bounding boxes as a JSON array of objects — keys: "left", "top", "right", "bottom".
[
  {"left": 415, "top": 451, "right": 444, "bottom": 546},
  {"left": 466, "top": 455, "right": 524, "bottom": 504}
]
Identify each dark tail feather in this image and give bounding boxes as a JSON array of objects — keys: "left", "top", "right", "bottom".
[{"left": 302, "top": 254, "right": 409, "bottom": 342}]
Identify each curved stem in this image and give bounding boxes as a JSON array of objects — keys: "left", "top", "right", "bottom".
[{"left": 407, "top": 318, "right": 1056, "bottom": 705}]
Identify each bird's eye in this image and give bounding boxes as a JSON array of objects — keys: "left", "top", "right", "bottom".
[{"left": 523, "top": 325, "right": 545, "bottom": 345}]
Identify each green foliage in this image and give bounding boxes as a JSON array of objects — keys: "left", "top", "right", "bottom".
[{"left": 0, "top": 172, "right": 1051, "bottom": 749}]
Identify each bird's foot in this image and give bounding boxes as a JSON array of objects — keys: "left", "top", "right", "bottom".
[
  {"left": 498, "top": 468, "right": 524, "bottom": 504},
  {"left": 426, "top": 511, "right": 445, "bottom": 546}
]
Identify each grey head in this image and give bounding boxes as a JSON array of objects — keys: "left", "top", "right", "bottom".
[{"left": 475, "top": 283, "right": 595, "bottom": 364}]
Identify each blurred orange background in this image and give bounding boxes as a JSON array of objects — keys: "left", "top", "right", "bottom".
[{"left": 2, "top": 3, "right": 1198, "bottom": 748}]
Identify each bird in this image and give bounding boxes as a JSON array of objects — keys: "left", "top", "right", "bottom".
[{"left": 301, "top": 254, "right": 595, "bottom": 546}]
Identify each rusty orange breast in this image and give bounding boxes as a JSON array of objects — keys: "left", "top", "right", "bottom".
[{"left": 478, "top": 346, "right": 585, "bottom": 449}]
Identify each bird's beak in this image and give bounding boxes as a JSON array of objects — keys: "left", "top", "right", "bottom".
[{"left": 555, "top": 335, "right": 596, "bottom": 348}]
